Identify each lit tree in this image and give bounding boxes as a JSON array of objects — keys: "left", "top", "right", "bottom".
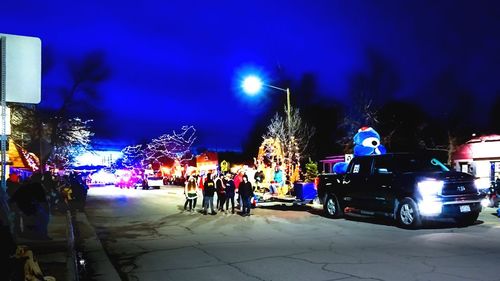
[
  {"left": 120, "top": 126, "right": 197, "bottom": 169},
  {"left": 264, "top": 107, "right": 315, "bottom": 177},
  {"left": 47, "top": 118, "right": 94, "bottom": 168},
  {"left": 10, "top": 106, "right": 94, "bottom": 168},
  {"left": 143, "top": 126, "right": 196, "bottom": 164},
  {"left": 10, "top": 51, "right": 109, "bottom": 169},
  {"left": 120, "top": 144, "right": 145, "bottom": 169}
]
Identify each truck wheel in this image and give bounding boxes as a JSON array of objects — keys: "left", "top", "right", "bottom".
[
  {"left": 396, "top": 198, "right": 422, "bottom": 229},
  {"left": 454, "top": 212, "right": 479, "bottom": 227},
  {"left": 323, "top": 194, "right": 343, "bottom": 218}
]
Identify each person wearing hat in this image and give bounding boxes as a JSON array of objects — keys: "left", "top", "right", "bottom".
[{"left": 184, "top": 176, "right": 198, "bottom": 212}]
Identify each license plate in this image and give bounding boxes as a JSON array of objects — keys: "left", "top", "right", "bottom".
[{"left": 459, "top": 205, "right": 471, "bottom": 213}]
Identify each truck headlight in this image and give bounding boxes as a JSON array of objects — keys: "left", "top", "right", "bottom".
[{"left": 418, "top": 180, "right": 444, "bottom": 197}]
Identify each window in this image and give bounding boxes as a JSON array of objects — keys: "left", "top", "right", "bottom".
[
  {"left": 349, "top": 157, "right": 372, "bottom": 175},
  {"left": 374, "top": 156, "right": 394, "bottom": 174}
]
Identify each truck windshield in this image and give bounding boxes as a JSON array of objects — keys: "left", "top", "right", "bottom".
[{"left": 396, "top": 156, "right": 449, "bottom": 173}]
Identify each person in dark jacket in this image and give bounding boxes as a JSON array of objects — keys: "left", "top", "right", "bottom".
[
  {"left": 224, "top": 174, "right": 236, "bottom": 214},
  {"left": 238, "top": 175, "right": 254, "bottom": 216},
  {"left": 6, "top": 173, "right": 22, "bottom": 235},
  {"left": 203, "top": 173, "right": 216, "bottom": 215},
  {"left": 11, "top": 173, "right": 51, "bottom": 239}
]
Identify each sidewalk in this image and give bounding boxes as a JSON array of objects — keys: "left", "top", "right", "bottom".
[
  {"left": 15, "top": 212, "right": 71, "bottom": 281},
  {"left": 13, "top": 208, "right": 122, "bottom": 281}
]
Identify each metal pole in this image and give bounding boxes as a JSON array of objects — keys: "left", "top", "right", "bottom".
[
  {"left": 0, "top": 36, "right": 10, "bottom": 224},
  {"left": 286, "top": 88, "right": 292, "bottom": 179}
]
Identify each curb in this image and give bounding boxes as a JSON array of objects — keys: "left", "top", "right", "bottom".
[
  {"left": 66, "top": 211, "right": 79, "bottom": 281},
  {"left": 75, "top": 212, "right": 121, "bottom": 281}
]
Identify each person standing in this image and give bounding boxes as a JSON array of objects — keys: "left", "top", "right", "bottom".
[
  {"left": 215, "top": 174, "right": 226, "bottom": 212},
  {"left": 6, "top": 173, "right": 22, "bottom": 235},
  {"left": 254, "top": 170, "right": 265, "bottom": 192},
  {"left": 203, "top": 173, "right": 216, "bottom": 215},
  {"left": 234, "top": 171, "right": 244, "bottom": 209},
  {"left": 224, "top": 174, "right": 236, "bottom": 214},
  {"left": 184, "top": 176, "right": 198, "bottom": 212},
  {"left": 239, "top": 175, "right": 254, "bottom": 216}
]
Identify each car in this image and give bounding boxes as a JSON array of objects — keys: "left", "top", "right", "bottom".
[
  {"left": 317, "top": 153, "right": 484, "bottom": 229},
  {"left": 146, "top": 176, "right": 164, "bottom": 189}
]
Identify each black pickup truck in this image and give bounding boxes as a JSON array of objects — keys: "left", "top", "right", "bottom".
[{"left": 317, "top": 153, "right": 484, "bottom": 228}]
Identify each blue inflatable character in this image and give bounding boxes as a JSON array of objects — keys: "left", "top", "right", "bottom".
[{"left": 333, "top": 127, "right": 386, "bottom": 174}]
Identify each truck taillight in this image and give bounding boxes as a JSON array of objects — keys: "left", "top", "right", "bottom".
[{"left": 314, "top": 177, "right": 319, "bottom": 190}]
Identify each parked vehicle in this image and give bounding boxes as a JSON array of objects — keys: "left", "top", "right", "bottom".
[
  {"left": 317, "top": 153, "right": 484, "bottom": 229},
  {"left": 146, "top": 176, "right": 164, "bottom": 189}
]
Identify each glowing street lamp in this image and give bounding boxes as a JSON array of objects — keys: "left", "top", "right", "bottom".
[
  {"left": 242, "top": 75, "right": 293, "bottom": 175},
  {"left": 242, "top": 76, "right": 263, "bottom": 95},
  {"left": 241, "top": 75, "right": 291, "bottom": 129}
]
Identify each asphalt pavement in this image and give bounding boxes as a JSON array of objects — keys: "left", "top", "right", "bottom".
[{"left": 83, "top": 185, "right": 500, "bottom": 281}]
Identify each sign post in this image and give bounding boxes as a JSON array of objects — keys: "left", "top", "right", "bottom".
[{"left": 0, "top": 33, "right": 41, "bottom": 226}]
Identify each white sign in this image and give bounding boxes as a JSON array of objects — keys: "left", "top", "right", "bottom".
[
  {"left": 0, "top": 33, "right": 41, "bottom": 104},
  {"left": 345, "top": 154, "right": 354, "bottom": 163},
  {"left": 0, "top": 107, "right": 10, "bottom": 135}
]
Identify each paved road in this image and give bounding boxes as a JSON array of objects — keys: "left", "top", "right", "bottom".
[{"left": 84, "top": 186, "right": 500, "bottom": 281}]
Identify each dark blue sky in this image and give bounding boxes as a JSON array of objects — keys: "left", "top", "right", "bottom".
[{"left": 2, "top": 1, "right": 499, "bottom": 151}]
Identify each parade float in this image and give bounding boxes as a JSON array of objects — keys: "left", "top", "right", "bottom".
[{"left": 252, "top": 137, "right": 317, "bottom": 206}]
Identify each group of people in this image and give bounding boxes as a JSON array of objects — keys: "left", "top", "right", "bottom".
[
  {"left": 184, "top": 172, "right": 255, "bottom": 216},
  {"left": 6, "top": 171, "right": 89, "bottom": 239}
]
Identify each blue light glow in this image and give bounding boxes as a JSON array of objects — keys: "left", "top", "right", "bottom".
[
  {"left": 75, "top": 151, "right": 123, "bottom": 167},
  {"left": 242, "top": 76, "right": 263, "bottom": 95}
]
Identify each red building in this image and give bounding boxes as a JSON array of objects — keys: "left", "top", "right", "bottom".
[{"left": 451, "top": 135, "right": 500, "bottom": 182}]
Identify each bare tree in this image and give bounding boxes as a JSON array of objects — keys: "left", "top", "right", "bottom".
[
  {"left": 120, "top": 126, "right": 197, "bottom": 169},
  {"left": 46, "top": 118, "right": 94, "bottom": 168},
  {"left": 11, "top": 51, "right": 109, "bottom": 169},
  {"left": 264, "top": 107, "right": 315, "bottom": 167},
  {"left": 143, "top": 126, "right": 196, "bottom": 164},
  {"left": 338, "top": 91, "right": 380, "bottom": 151},
  {"left": 121, "top": 144, "right": 145, "bottom": 169},
  {"left": 10, "top": 104, "right": 39, "bottom": 148}
]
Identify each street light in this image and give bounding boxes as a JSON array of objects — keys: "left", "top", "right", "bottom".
[
  {"left": 241, "top": 75, "right": 291, "bottom": 132},
  {"left": 241, "top": 75, "right": 292, "bottom": 175}
]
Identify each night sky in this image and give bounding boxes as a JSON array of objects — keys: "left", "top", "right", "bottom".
[{"left": 2, "top": 1, "right": 499, "bottom": 152}]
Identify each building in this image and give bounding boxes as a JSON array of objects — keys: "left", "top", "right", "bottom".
[
  {"left": 451, "top": 135, "right": 500, "bottom": 182},
  {"left": 8, "top": 139, "right": 40, "bottom": 180},
  {"left": 319, "top": 154, "right": 353, "bottom": 173},
  {"left": 196, "top": 152, "right": 218, "bottom": 175}
]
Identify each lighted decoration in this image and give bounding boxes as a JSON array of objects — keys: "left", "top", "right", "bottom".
[
  {"left": 121, "top": 144, "right": 144, "bottom": 168},
  {"left": 120, "top": 126, "right": 197, "bottom": 169},
  {"left": 333, "top": 127, "right": 386, "bottom": 174},
  {"left": 256, "top": 137, "right": 285, "bottom": 186},
  {"left": 89, "top": 169, "right": 116, "bottom": 185},
  {"left": 47, "top": 117, "right": 94, "bottom": 168},
  {"left": 19, "top": 147, "right": 40, "bottom": 171},
  {"left": 257, "top": 137, "right": 284, "bottom": 167}
]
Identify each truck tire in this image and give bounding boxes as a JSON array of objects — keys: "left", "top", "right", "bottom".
[
  {"left": 323, "top": 194, "right": 343, "bottom": 218},
  {"left": 454, "top": 212, "right": 479, "bottom": 227},
  {"left": 396, "top": 198, "right": 422, "bottom": 229}
]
